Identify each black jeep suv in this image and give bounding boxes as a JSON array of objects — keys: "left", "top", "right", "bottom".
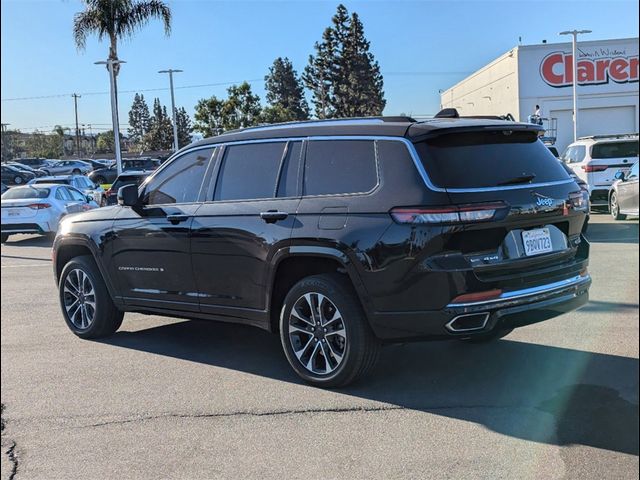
[{"left": 53, "top": 114, "right": 591, "bottom": 387}]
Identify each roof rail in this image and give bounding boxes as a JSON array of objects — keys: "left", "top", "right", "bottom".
[
  {"left": 235, "top": 115, "right": 417, "bottom": 133},
  {"left": 578, "top": 133, "right": 639, "bottom": 140}
]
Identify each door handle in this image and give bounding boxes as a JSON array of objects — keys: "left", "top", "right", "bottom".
[
  {"left": 166, "top": 214, "right": 190, "bottom": 225},
  {"left": 260, "top": 211, "right": 288, "bottom": 223}
]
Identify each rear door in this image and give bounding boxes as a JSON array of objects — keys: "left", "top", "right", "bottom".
[
  {"left": 108, "top": 148, "right": 214, "bottom": 311},
  {"left": 191, "top": 140, "right": 302, "bottom": 319},
  {"left": 617, "top": 162, "right": 639, "bottom": 214},
  {"left": 414, "top": 129, "right": 584, "bottom": 289}
]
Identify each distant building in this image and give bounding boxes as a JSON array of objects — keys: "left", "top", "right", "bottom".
[{"left": 440, "top": 37, "right": 639, "bottom": 152}]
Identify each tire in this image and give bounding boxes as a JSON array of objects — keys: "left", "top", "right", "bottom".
[
  {"left": 1, "top": 233, "right": 9, "bottom": 243},
  {"left": 610, "top": 192, "right": 627, "bottom": 220},
  {"left": 279, "top": 273, "right": 379, "bottom": 388},
  {"left": 72, "top": 169, "right": 81, "bottom": 175},
  {"left": 13, "top": 176, "right": 23, "bottom": 185},
  {"left": 59, "top": 255, "right": 123, "bottom": 339},
  {"left": 459, "top": 328, "right": 513, "bottom": 344},
  {"left": 94, "top": 176, "right": 107, "bottom": 185}
]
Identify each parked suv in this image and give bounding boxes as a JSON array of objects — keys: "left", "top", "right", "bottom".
[
  {"left": 88, "top": 158, "right": 161, "bottom": 185},
  {"left": 561, "top": 134, "right": 639, "bottom": 208},
  {"left": 52, "top": 114, "right": 591, "bottom": 387}
]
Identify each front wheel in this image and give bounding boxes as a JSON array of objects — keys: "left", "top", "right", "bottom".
[
  {"left": 610, "top": 192, "right": 627, "bottom": 220},
  {"left": 72, "top": 169, "right": 81, "bottom": 175},
  {"left": 280, "top": 274, "right": 379, "bottom": 388},
  {"left": 59, "top": 255, "right": 123, "bottom": 339},
  {"left": 13, "top": 176, "right": 23, "bottom": 185}
]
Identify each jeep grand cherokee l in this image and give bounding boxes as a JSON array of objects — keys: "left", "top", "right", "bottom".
[{"left": 52, "top": 114, "right": 591, "bottom": 387}]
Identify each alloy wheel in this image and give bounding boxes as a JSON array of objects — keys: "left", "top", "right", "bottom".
[
  {"left": 63, "top": 268, "right": 96, "bottom": 329},
  {"left": 610, "top": 193, "right": 619, "bottom": 218},
  {"left": 288, "top": 292, "right": 347, "bottom": 375}
]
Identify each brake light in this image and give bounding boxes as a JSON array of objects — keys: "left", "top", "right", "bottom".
[
  {"left": 582, "top": 164, "right": 608, "bottom": 172},
  {"left": 27, "top": 203, "right": 51, "bottom": 210},
  {"left": 451, "top": 289, "right": 503, "bottom": 304},
  {"left": 568, "top": 191, "right": 588, "bottom": 211},
  {"left": 390, "top": 202, "right": 508, "bottom": 224}
]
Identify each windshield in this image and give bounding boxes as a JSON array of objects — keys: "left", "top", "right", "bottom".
[
  {"left": 2, "top": 186, "right": 50, "bottom": 199},
  {"left": 591, "top": 141, "right": 639, "bottom": 159},
  {"left": 414, "top": 130, "right": 570, "bottom": 189}
]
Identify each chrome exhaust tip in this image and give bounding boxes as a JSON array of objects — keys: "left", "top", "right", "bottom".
[{"left": 445, "top": 312, "right": 490, "bottom": 333}]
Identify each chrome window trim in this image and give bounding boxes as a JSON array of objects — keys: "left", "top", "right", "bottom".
[{"left": 446, "top": 274, "right": 591, "bottom": 308}]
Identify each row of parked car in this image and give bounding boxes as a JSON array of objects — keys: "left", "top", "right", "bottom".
[{"left": 1, "top": 157, "right": 160, "bottom": 242}]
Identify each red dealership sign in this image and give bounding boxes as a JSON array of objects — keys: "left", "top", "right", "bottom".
[{"left": 540, "top": 51, "right": 639, "bottom": 87}]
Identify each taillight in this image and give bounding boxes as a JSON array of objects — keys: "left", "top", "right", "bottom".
[
  {"left": 27, "top": 203, "right": 51, "bottom": 210},
  {"left": 568, "top": 191, "right": 588, "bottom": 211},
  {"left": 390, "top": 202, "right": 508, "bottom": 224},
  {"left": 582, "top": 164, "right": 608, "bottom": 173}
]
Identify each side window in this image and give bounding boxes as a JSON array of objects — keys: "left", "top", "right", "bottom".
[
  {"left": 55, "top": 187, "right": 71, "bottom": 201},
  {"left": 214, "top": 142, "right": 286, "bottom": 201},
  {"left": 144, "top": 148, "right": 213, "bottom": 205},
  {"left": 574, "top": 145, "right": 586, "bottom": 162},
  {"left": 304, "top": 140, "right": 377, "bottom": 196},
  {"left": 67, "top": 188, "right": 86, "bottom": 202},
  {"left": 277, "top": 141, "right": 302, "bottom": 198},
  {"left": 630, "top": 163, "right": 639, "bottom": 179}
]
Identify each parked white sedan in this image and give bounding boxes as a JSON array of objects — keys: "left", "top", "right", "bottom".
[{"left": 1, "top": 184, "right": 96, "bottom": 243}]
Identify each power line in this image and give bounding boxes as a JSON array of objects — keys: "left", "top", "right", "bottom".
[{"left": 1, "top": 71, "right": 472, "bottom": 102}]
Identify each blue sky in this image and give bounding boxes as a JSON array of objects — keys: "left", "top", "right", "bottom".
[{"left": 1, "top": 0, "right": 638, "bottom": 134}]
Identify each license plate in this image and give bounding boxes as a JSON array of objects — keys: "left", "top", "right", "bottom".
[
  {"left": 8, "top": 210, "right": 20, "bottom": 217},
  {"left": 522, "top": 228, "right": 553, "bottom": 256}
]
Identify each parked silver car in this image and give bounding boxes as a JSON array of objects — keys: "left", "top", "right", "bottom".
[
  {"left": 28, "top": 175, "right": 106, "bottom": 206},
  {"left": 609, "top": 162, "right": 639, "bottom": 220},
  {"left": 41, "top": 160, "right": 92, "bottom": 176}
]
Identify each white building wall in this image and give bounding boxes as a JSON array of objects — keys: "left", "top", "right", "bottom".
[
  {"left": 440, "top": 49, "right": 520, "bottom": 118},
  {"left": 440, "top": 37, "right": 639, "bottom": 153}
]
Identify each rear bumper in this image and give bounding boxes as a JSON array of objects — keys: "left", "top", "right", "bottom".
[
  {"left": 369, "top": 273, "right": 591, "bottom": 341},
  {"left": 590, "top": 188, "right": 609, "bottom": 206},
  {"left": 1, "top": 221, "right": 51, "bottom": 235}
]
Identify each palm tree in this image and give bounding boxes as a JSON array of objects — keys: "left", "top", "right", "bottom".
[{"left": 73, "top": 0, "right": 171, "bottom": 76}]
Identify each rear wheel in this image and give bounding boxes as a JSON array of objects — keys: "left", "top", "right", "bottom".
[
  {"left": 280, "top": 274, "right": 379, "bottom": 388},
  {"left": 459, "top": 328, "right": 513, "bottom": 343},
  {"left": 59, "top": 255, "right": 123, "bottom": 339},
  {"left": 610, "top": 192, "right": 626, "bottom": 220},
  {"left": 72, "top": 168, "right": 81, "bottom": 175},
  {"left": 13, "top": 176, "right": 23, "bottom": 185}
]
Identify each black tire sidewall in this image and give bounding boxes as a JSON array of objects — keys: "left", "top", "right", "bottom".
[{"left": 279, "top": 274, "right": 376, "bottom": 387}]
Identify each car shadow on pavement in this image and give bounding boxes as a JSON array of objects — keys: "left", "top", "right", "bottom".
[
  {"left": 1, "top": 235, "right": 53, "bottom": 248},
  {"left": 102, "top": 319, "right": 639, "bottom": 456},
  {"left": 585, "top": 219, "right": 638, "bottom": 244}
]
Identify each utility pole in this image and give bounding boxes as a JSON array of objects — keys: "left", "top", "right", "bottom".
[
  {"left": 83, "top": 124, "right": 94, "bottom": 155},
  {"left": 1, "top": 123, "right": 10, "bottom": 161},
  {"left": 72, "top": 93, "right": 81, "bottom": 157},
  {"left": 95, "top": 59, "right": 126, "bottom": 174},
  {"left": 158, "top": 69, "right": 183, "bottom": 151},
  {"left": 559, "top": 29, "right": 592, "bottom": 142}
]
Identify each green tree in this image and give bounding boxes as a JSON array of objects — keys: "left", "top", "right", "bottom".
[
  {"left": 221, "top": 82, "right": 262, "bottom": 131},
  {"left": 175, "top": 107, "right": 192, "bottom": 148},
  {"left": 25, "top": 131, "right": 62, "bottom": 159},
  {"left": 128, "top": 93, "right": 151, "bottom": 148},
  {"left": 73, "top": 0, "right": 171, "bottom": 77},
  {"left": 264, "top": 57, "right": 309, "bottom": 123},
  {"left": 193, "top": 96, "right": 225, "bottom": 137},
  {"left": 144, "top": 98, "right": 173, "bottom": 150},
  {"left": 95, "top": 130, "right": 115, "bottom": 153},
  {"left": 303, "top": 4, "right": 385, "bottom": 118}
]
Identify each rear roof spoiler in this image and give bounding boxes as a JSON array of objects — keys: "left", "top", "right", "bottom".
[{"left": 434, "top": 108, "right": 516, "bottom": 122}]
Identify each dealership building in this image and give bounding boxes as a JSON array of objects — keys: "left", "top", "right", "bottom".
[{"left": 440, "top": 37, "right": 639, "bottom": 152}]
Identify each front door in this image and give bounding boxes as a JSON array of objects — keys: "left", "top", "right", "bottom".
[
  {"left": 191, "top": 140, "right": 302, "bottom": 321},
  {"left": 109, "top": 147, "right": 215, "bottom": 311},
  {"left": 618, "top": 162, "right": 639, "bottom": 214}
]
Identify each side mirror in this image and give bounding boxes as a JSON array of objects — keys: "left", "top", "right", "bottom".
[
  {"left": 118, "top": 184, "right": 139, "bottom": 207},
  {"left": 86, "top": 195, "right": 93, "bottom": 203},
  {"left": 615, "top": 171, "right": 626, "bottom": 181}
]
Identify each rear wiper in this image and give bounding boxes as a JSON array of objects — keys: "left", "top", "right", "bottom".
[{"left": 496, "top": 174, "right": 536, "bottom": 186}]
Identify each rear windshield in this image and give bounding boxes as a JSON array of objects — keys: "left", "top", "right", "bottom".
[
  {"left": 2, "top": 187, "right": 50, "bottom": 199},
  {"left": 112, "top": 176, "right": 145, "bottom": 190},
  {"left": 414, "top": 130, "right": 570, "bottom": 189},
  {"left": 591, "top": 141, "right": 638, "bottom": 159}
]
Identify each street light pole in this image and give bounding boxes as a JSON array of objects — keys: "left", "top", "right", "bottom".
[
  {"left": 559, "top": 29, "right": 592, "bottom": 142},
  {"left": 95, "top": 59, "right": 126, "bottom": 175},
  {"left": 72, "top": 93, "right": 81, "bottom": 157},
  {"left": 158, "top": 69, "right": 183, "bottom": 152}
]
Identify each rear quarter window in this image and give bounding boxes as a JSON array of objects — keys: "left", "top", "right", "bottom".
[{"left": 415, "top": 130, "right": 570, "bottom": 189}]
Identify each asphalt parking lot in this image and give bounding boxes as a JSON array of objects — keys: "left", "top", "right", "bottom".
[{"left": 1, "top": 214, "right": 638, "bottom": 480}]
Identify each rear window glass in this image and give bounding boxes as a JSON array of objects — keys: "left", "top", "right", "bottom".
[
  {"left": 591, "top": 141, "right": 638, "bottom": 159},
  {"left": 112, "top": 176, "right": 146, "bottom": 190},
  {"left": 2, "top": 187, "right": 50, "bottom": 199},
  {"left": 415, "top": 131, "right": 570, "bottom": 189},
  {"left": 304, "top": 140, "right": 377, "bottom": 196}
]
